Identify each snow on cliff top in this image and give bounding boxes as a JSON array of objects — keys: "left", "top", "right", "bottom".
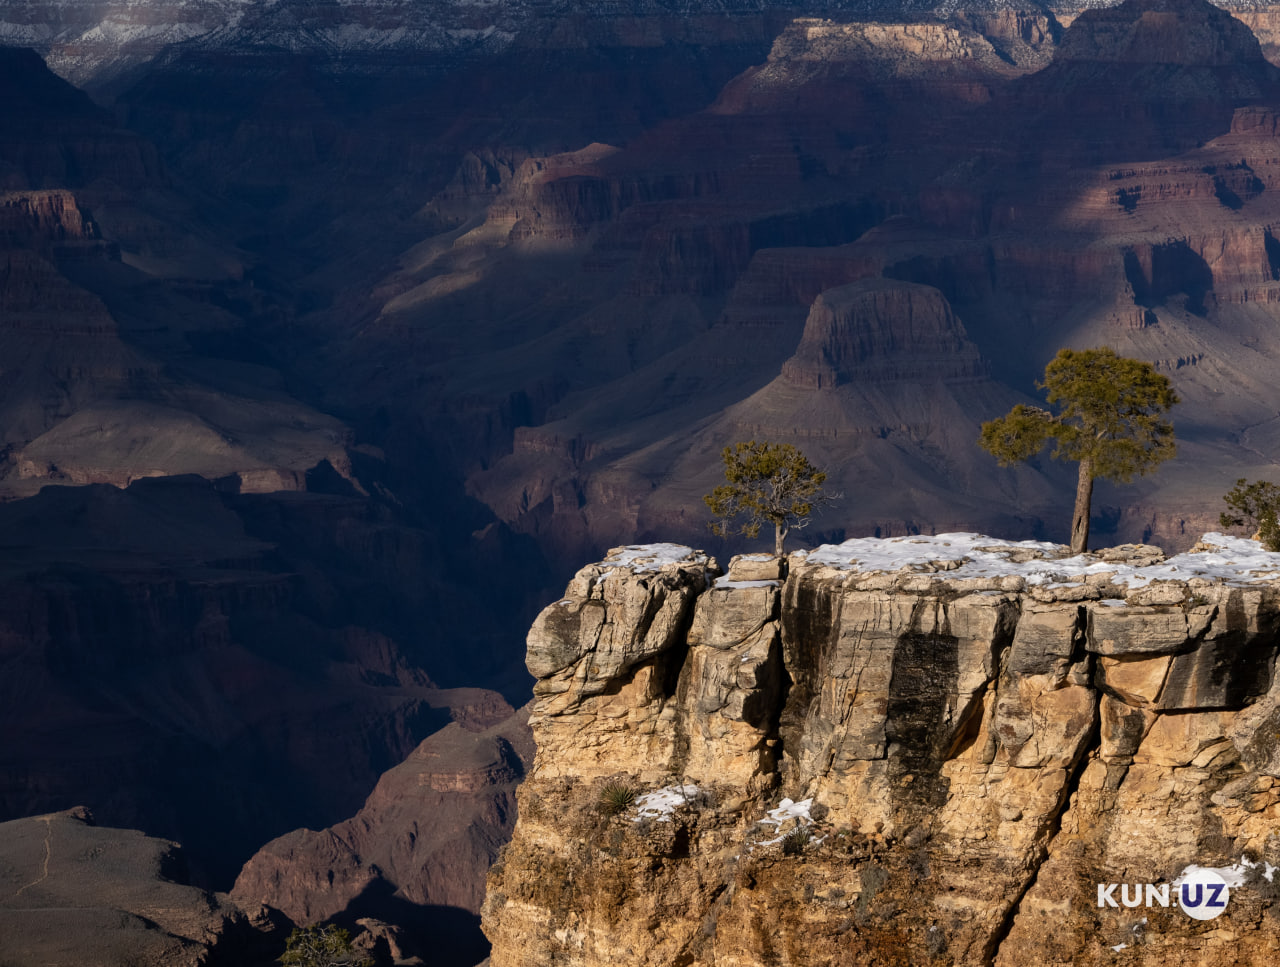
[
  {"left": 601, "top": 543, "right": 709, "bottom": 574},
  {"left": 799, "top": 532, "right": 1280, "bottom": 588},
  {"left": 596, "top": 534, "right": 1280, "bottom": 588}
]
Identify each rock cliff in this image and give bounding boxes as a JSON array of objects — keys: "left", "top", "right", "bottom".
[{"left": 484, "top": 536, "right": 1280, "bottom": 965}]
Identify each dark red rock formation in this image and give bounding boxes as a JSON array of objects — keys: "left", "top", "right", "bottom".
[
  {"left": 0, "top": 475, "right": 547, "bottom": 890},
  {"left": 995, "top": 0, "right": 1280, "bottom": 165},
  {"left": 426, "top": 0, "right": 1280, "bottom": 571},
  {"left": 1057, "top": 0, "right": 1265, "bottom": 66},
  {"left": 233, "top": 705, "right": 533, "bottom": 964},
  {"left": 0, "top": 47, "right": 160, "bottom": 190},
  {"left": 781, "top": 279, "right": 988, "bottom": 388}
]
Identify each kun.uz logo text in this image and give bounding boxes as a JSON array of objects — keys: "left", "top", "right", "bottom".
[{"left": 1097, "top": 868, "right": 1230, "bottom": 921}]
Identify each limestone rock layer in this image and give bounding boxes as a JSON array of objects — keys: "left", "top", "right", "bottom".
[{"left": 484, "top": 539, "right": 1280, "bottom": 966}]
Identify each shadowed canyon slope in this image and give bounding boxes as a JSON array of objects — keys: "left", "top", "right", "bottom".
[
  {"left": 232, "top": 704, "right": 534, "bottom": 965},
  {"left": 332, "top": 0, "right": 1280, "bottom": 567},
  {"left": 0, "top": 45, "right": 553, "bottom": 911},
  {"left": 0, "top": 808, "right": 279, "bottom": 966}
]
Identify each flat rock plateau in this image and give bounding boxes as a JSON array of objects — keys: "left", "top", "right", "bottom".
[{"left": 8, "top": 0, "right": 1280, "bottom": 963}]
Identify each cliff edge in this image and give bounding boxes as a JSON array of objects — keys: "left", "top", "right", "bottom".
[{"left": 483, "top": 535, "right": 1280, "bottom": 965}]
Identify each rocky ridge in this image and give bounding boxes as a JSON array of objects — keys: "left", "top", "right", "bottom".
[
  {"left": 232, "top": 699, "right": 534, "bottom": 966},
  {"left": 1, "top": 0, "right": 1056, "bottom": 89},
  {"left": 0, "top": 807, "right": 276, "bottom": 966},
  {"left": 484, "top": 535, "right": 1280, "bottom": 965}
]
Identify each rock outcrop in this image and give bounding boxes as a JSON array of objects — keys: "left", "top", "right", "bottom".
[
  {"left": 232, "top": 700, "right": 533, "bottom": 965},
  {"left": 484, "top": 536, "right": 1280, "bottom": 965},
  {"left": 0, "top": 807, "right": 276, "bottom": 967}
]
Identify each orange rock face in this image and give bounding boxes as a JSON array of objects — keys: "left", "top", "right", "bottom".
[{"left": 485, "top": 539, "right": 1280, "bottom": 967}]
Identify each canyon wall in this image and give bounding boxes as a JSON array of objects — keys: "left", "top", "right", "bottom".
[{"left": 484, "top": 536, "right": 1280, "bottom": 965}]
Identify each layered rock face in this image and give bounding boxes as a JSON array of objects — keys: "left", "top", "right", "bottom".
[
  {"left": 781, "top": 279, "right": 987, "bottom": 387},
  {"left": 1056, "top": 0, "right": 1264, "bottom": 64},
  {"left": 484, "top": 537, "right": 1280, "bottom": 965},
  {"left": 427, "top": 0, "right": 1280, "bottom": 565},
  {"left": 0, "top": 49, "right": 358, "bottom": 498}
]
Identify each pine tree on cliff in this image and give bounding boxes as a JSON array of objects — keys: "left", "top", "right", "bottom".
[
  {"left": 979, "top": 347, "right": 1178, "bottom": 555},
  {"left": 1220, "top": 478, "right": 1280, "bottom": 551},
  {"left": 704, "top": 440, "right": 834, "bottom": 556}
]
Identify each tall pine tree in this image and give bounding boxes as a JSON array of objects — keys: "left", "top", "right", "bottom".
[{"left": 980, "top": 347, "right": 1178, "bottom": 554}]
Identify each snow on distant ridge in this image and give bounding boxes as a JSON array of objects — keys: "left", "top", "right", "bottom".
[
  {"left": 798, "top": 532, "right": 1280, "bottom": 588},
  {"left": 17, "top": 0, "right": 1266, "bottom": 88}
]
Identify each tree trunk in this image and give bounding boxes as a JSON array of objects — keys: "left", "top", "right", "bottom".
[
  {"left": 1071, "top": 457, "right": 1094, "bottom": 555},
  {"left": 775, "top": 521, "right": 789, "bottom": 557}
]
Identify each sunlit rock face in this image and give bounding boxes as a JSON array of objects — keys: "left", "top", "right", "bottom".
[{"left": 485, "top": 535, "right": 1280, "bottom": 966}]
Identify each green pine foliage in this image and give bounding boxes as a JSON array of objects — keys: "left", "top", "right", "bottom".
[
  {"left": 704, "top": 440, "right": 834, "bottom": 556},
  {"left": 979, "top": 347, "right": 1178, "bottom": 553},
  {"left": 1220, "top": 478, "right": 1280, "bottom": 551},
  {"left": 279, "top": 925, "right": 372, "bottom": 967},
  {"left": 980, "top": 347, "right": 1178, "bottom": 480}
]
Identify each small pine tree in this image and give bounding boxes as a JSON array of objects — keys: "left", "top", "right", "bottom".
[
  {"left": 1220, "top": 478, "right": 1280, "bottom": 551},
  {"left": 979, "top": 347, "right": 1177, "bottom": 554},
  {"left": 279, "top": 925, "right": 373, "bottom": 967},
  {"left": 704, "top": 440, "right": 834, "bottom": 556}
]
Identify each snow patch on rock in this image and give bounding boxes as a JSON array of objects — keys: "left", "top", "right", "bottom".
[
  {"left": 632, "top": 784, "right": 700, "bottom": 822},
  {"left": 798, "top": 532, "right": 1280, "bottom": 589},
  {"left": 601, "top": 543, "right": 710, "bottom": 575}
]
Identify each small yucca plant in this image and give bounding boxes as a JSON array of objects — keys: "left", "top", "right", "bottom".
[
  {"left": 599, "top": 782, "right": 637, "bottom": 816},
  {"left": 781, "top": 825, "right": 812, "bottom": 857}
]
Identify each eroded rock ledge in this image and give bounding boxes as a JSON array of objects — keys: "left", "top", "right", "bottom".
[{"left": 483, "top": 535, "right": 1280, "bottom": 965}]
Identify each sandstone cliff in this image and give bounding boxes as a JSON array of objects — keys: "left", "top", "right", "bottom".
[{"left": 484, "top": 536, "right": 1280, "bottom": 965}]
